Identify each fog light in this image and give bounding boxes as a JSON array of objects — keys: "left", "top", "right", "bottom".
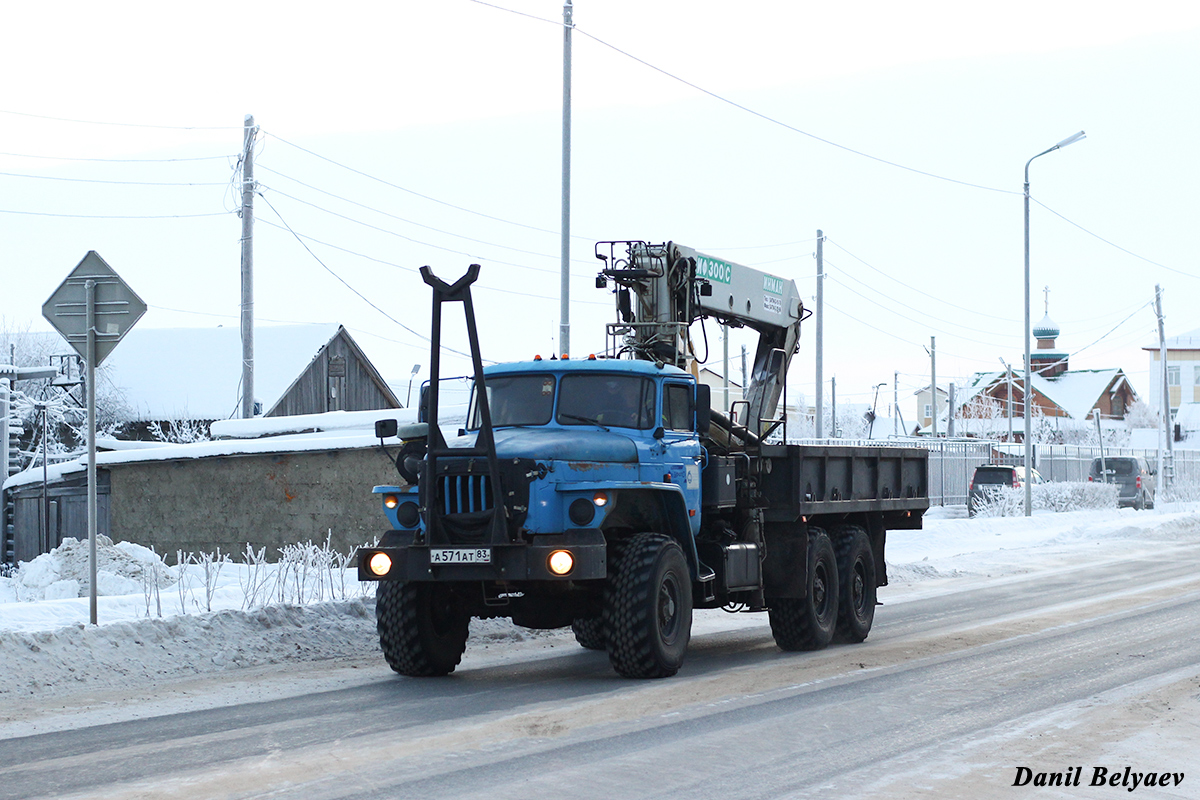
[
  {"left": 368, "top": 552, "right": 392, "bottom": 576},
  {"left": 548, "top": 550, "right": 574, "bottom": 576},
  {"left": 383, "top": 494, "right": 399, "bottom": 509},
  {"left": 569, "top": 497, "right": 595, "bottom": 526},
  {"left": 396, "top": 502, "right": 420, "bottom": 528}
]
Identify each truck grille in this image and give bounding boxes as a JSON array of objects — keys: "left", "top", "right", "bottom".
[{"left": 438, "top": 474, "right": 494, "bottom": 515}]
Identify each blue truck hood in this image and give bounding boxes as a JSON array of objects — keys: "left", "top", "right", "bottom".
[{"left": 449, "top": 427, "right": 639, "bottom": 463}]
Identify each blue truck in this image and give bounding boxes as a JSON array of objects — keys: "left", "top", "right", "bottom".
[{"left": 358, "top": 242, "right": 928, "bottom": 678}]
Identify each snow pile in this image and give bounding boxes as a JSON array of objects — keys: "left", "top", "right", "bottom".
[{"left": 1, "top": 536, "right": 176, "bottom": 603}]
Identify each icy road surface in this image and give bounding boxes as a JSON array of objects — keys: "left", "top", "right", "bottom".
[{"left": 1, "top": 507, "right": 1199, "bottom": 799}]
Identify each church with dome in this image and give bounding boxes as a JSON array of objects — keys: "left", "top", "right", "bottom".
[{"left": 949, "top": 292, "right": 1139, "bottom": 441}]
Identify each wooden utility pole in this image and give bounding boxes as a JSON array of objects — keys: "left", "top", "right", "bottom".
[
  {"left": 1155, "top": 284, "right": 1172, "bottom": 488},
  {"left": 240, "top": 114, "right": 257, "bottom": 419},
  {"left": 815, "top": 231, "right": 824, "bottom": 437}
]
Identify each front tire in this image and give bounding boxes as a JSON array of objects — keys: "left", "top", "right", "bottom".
[
  {"left": 768, "top": 529, "right": 839, "bottom": 651},
  {"left": 376, "top": 581, "right": 470, "bottom": 676},
  {"left": 571, "top": 617, "right": 606, "bottom": 650},
  {"left": 604, "top": 533, "right": 693, "bottom": 678}
]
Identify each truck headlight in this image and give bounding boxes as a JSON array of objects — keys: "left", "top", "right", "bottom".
[
  {"left": 367, "top": 552, "right": 392, "bottom": 577},
  {"left": 547, "top": 550, "right": 575, "bottom": 576}
]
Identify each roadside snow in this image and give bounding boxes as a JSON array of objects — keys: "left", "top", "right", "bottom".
[{"left": 2, "top": 503, "right": 1199, "bottom": 704}]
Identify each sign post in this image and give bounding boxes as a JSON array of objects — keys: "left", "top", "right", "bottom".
[{"left": 43, "top": 251, "right": 145, "bottom": 624}]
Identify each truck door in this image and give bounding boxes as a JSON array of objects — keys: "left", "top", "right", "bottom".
[{"left": 661, "top": 381, "right": 703, "bottom": 533}]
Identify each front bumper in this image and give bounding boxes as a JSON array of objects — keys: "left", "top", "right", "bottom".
[{"left": 357, "top": 528, "right": 607, "bottom": 582}]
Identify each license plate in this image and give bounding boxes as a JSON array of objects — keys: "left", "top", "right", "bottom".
[{"left": 429, "top": 548, "right": 492, "bottom": 564}]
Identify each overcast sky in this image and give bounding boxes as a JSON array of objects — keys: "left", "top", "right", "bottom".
[{"left": 2, "top": 1, "right": 1197, "bottom": 420}]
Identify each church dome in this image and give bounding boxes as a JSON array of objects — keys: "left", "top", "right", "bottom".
[{"left": 1033, "top": 313, "right": 1060, "bottom": 340}]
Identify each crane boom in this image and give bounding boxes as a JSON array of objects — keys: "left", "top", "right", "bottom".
[{"left": 595, "top": 240, "right": 807, "bottom": 435}]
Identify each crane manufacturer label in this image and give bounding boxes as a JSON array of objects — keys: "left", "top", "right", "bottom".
[
  {"left": 695, "top": 256, "right": 733, "bottom": 284},
  {"left": 763, "top": 275, "right": 785, "bottom": 295}
]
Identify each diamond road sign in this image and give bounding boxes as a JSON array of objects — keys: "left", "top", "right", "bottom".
[{"left": 42, "top": 251, "right": 146, "bottom": 366}]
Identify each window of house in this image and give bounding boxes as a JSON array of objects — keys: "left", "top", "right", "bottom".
[
  {"left": 924, "top": 403, "right": 932, "bottom": 419},
  {"left": 1168, "top": 366, "right": 1180, "bottom": 386}
]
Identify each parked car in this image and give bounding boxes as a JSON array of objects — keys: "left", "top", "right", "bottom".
[
  {"left": 968, "top": 465, "right": 1044, "bottom": 517},
  {"left": 1088, "top": 456, "right": 1156, "bottom": 509}
]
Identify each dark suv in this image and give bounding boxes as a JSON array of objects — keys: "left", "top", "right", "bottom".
[
  {"left": 968, "top": 465, "right": 1043, "bottom": 517},
  {"left": 1089, "top": 456, "right": 1156, "bottom": 509}
]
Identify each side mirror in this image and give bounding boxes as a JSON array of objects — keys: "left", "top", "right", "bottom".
[
  {"left": 695, "top": 383, "right": 712, "bottom": 434},
  {"left": 375, "top": 419, "right": 398, "bottom": 439}
]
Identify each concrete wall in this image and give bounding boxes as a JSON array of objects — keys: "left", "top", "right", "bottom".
[{"left": 108, "top": 447, "right": 404, "bottom": 560}]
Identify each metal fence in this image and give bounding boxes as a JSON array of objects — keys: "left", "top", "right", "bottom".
[{"left": 787, "top": 436, "right": 1200, "bottom": 507}]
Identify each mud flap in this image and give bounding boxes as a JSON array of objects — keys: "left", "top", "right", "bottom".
[{"left": 762, "top": 523, "right": 808, "bottom": 598}]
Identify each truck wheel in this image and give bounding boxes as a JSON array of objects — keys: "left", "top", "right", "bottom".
[
  {"left": 832, "top": 526, "right": 876, "bottom": 643},
  {"left": 603, "top": 533, "right": 692, "bottom": 678},
  {"left": 376, "top": 581, "right": 469, "bottom": 677},
  {"left": 768, "top": 529, "right": 839, "bottom": 651},
  {"left": 571, "top": 617, "right": 606, "bottom": 650}
]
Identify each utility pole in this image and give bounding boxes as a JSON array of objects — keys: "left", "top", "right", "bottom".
[
  {"left": 559, "top": 0, "right": 574, "bottom": 357},
  {"left": 830, "top": 376, "right": 837, "bottom": 438},
  {"left": 929, "top": 336, "right": 937, "bottom": 440},
  {"left": 740, "top": 345, "right": 748, "bottom": 398},
  {"left": 893, "top": 371, "right": 899, "bottom": 437},
  {"left": 240, "top": 114, "right": 257, "bottom": 419},
  {"left": 1155, "top": 284, "right": 1173, "bottom": 488},
  {"left": 815, "top": 230, "right": 824, "bottom": 438},
  {"left": 722, "top": 324, "right": 730, "bottom": 413},
  {"left": 947, "top": 382, "right": 956, "bottom": 437}
]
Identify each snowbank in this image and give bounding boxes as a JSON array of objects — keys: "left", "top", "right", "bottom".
[{"left": 2, "top": 504, "right": 1199, "bottom": 701}]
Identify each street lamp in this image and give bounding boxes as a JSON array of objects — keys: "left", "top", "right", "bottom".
[
  {"left": 406, "top": 364, "right": 421, "bottom": 408},
  {"left": 868, "top": 382, "right": 886, "bottom": 438},
  {"left": 1024, "top": 130, "right": 1085, "bottom": 516}
]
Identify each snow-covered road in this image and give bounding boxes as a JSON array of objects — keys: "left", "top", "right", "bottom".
[{"left": 1, "top": 505, "right": 1198, "bottom": 798}]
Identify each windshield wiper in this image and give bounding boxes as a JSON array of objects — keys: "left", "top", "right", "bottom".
[{"left": 559, "top": 413, "right": 609, "bottom": 431}]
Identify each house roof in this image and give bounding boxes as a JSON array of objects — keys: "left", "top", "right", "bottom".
[
  {"left": 30, "top": 324, "right": 371, "bottom": 422},
  {"left": 1142, "top": 327, "right": 1200, "bottom": 351},
  {"left": 958, "top": 367, "right": 1133, "bottom": 422},
  {"left": 102, "top": 324, "right": 350, "bottom": 421}
]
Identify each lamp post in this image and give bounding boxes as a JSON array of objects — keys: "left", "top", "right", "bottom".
[
  {"left": 406, "top": 363, "right": 421, "bottom": 408},
  {"left": 1024, "top": 130, "right": 1085, "bottom": 516}
]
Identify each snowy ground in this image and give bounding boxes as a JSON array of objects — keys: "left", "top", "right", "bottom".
[{"left": 2, "top": 503, "right": 1199, "bottom": 706}]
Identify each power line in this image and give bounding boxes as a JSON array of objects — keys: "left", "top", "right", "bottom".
[
  {"left": 254, "top": 217, "right": 608, "bottom": 306},
  {"left": 0, "top": 170, "right": 226, "bottom": 187},
  {"left": 0, "top": 208, "right": 228, "bottom": 219},
  {"left": 0, "top": 151, "right": 233, "bottom": 163},
  {"left": 257, "top": 164, "right": 593, "bottom": 265},
  {"left": 262, "top": 130, "right": 599, "bottom": 242},
  {"left": 259, "top": 192, "right": 504, "bottom": 362},
  {"left": 826, "top": 239, "right": 1019, "bottom": 324},
  {"left": 1033, "top": 198, "right": 1197, "bottom": 280},
  {"left": 0, "top": 108, "right": 237, "bottom": 131},
  {"left": 258, "top": 184, "right": 572, "bottom": 277},
  {"left": 824, "top": 269, "right": 1017, "bottom": 348}
]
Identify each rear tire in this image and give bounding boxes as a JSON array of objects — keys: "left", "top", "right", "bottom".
[
  {"left": 604, "top": 533, "right": 692, "bottom": 678},
  {"left": 768, "top": 529, "right": 839, "bottom": 651},
  {"left": 376, "top": 581, "right": 470, "bottom": 676},
  {"left": 571, "top": 617, "right": 606, "bottom": 650},
  {"left": 832, "top": 526, "right": 876, "bottom": 643}
]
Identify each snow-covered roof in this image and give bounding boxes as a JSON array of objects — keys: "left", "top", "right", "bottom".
[
  {"left": 1032, "top": 369, "right": 1127, "bottom": 420},
  {"left": 1142, "top": 327, "right": 1200, "bottom": 351},
  {"left": 958, "top": 368, "right": 1132, "bottom": 422},
  {"left": 32, "top": 324, "right": 356, "bottom": 422}
]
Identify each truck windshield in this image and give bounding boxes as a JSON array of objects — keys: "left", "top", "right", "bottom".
[
  {"left": 469, "top": 374, "right": 556, "bottom": 428},
  {"left": 558, "top": 374, "right": 656, "bottom": 429}
]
